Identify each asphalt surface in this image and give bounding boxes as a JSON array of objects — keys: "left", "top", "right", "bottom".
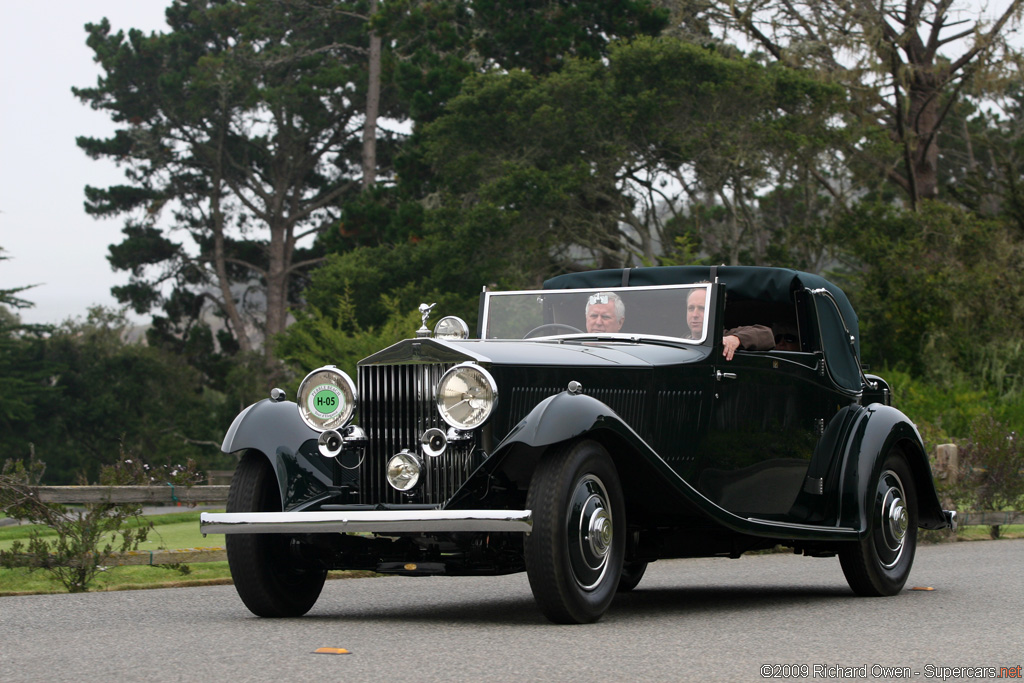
[{"left": 1, "top": 539, "right": 1021, "bottom": 682}]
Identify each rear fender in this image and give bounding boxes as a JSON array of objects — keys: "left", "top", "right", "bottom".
[{"left": 836, "top": 404, "right": 948, "bottom": 534}]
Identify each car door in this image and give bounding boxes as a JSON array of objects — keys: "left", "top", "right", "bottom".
[{"left": 694, "top": 290, "right": 849, "bottom": 521}]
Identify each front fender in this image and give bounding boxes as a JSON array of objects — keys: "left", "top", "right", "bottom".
[
  {"left": 837, "top": 404, "right": 948, "bottom": 534},
  {"left": 221, "top": 398, "right": 332, "bottom": 511},
  {"left": 497, "top": 391, "right": 620, "bottom": 450},
  {"left": 447, "top": 391, "right": 653, "bottom": 508},
  {"left": 222, "top": 398, "right": 319, "bottom": 455}
]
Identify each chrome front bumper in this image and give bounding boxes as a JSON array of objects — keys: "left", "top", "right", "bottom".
[
  {"left": 200, "top": 509, "right": 533, "bottom": 535},
  {"left": 944, "top": 510, "right": 958, "bottom": 532}
]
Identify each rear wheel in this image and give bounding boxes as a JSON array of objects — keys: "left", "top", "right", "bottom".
[
  {"left": 225, "top": 452, "right": 327, "bottom": 617},
  {"left": 617, "top": 561, "right": 648, "bottom": 592},
  {"left": 525, "top": 439, "right": 625, "bottom": 624},
  {"left": 839, "top": 450, "right": 918, "bottom": 596}
]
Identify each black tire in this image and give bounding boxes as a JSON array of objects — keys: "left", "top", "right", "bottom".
[
  {"left": 617, "top": 561, "right": 648, "bottom": 593},
  {"left": 839, "top": 449, "right": 918, "bottom": 596},
  {"left": 525, "top": 439, "right": 626, "bottom": 624},
  {"left": 225, "top": 452, "right": 327, "bottom": 617}
]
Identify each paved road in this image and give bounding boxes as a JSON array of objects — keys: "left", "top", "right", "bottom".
[{"left": 2, "top": 539, "right": 1021, "bottom": 682}]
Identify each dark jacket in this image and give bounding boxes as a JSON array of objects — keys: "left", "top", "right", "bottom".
[{"left": 726, "top": 325, "right": 775, "bottom": 351}]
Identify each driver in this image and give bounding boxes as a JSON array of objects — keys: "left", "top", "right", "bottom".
[{"left": 585, "top": 292, "right": 625, "bottom": 333}]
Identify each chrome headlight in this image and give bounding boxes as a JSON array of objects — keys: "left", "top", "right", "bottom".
[
  {"left": 434, "top": 316, "right": 470, "bottom": 340},
  {"left": 435, "top": 363, "right": 497, "bottom": 430},
  {"left": 387, "top": 450, "right": 422, "bottom": 491},
  {"left": 296, "top": 366, "right": 357, "bottom": 432}
]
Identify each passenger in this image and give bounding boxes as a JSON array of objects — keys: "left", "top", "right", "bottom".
[
  {"left": 684, "top": 288, "right": 774, "bottom": 361},
  {"left": 772, "top": 322, "right": 800, "bottom": 351},
  {"left": 585, "top": 292, "right": 625, "bottom": 333}
]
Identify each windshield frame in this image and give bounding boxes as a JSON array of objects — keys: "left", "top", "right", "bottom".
[{"left": 480, "top": 283, "right": 712, "bottom": 343}]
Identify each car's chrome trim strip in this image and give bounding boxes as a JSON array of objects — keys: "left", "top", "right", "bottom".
[
  {"left": 200, "top": 509, "right": 533, "bottom": 535},
  {"left": 745, "top": 517, "right": 859, "bottom": 535}
]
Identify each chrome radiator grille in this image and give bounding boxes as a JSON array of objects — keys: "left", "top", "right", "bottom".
[{"left": 357, "top": 362, "right": 478, "bottom": 505}]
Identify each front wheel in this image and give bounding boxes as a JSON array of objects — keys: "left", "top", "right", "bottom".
[
  {"left": 839, "top": 449, "right": 918, "bottom": 596},
  {"left": 525, "top": 439, "right": 626, "bottom": 624},
  {"left": 225, "top": 452, "right": 327, "bottom": 617}
]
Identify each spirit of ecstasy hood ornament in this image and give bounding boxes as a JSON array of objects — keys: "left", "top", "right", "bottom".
[{"left": 416, "top": 302, "right": 437, "bottom": 337}]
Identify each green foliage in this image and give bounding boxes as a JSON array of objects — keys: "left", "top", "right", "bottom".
[
  {"left": 0, "top": 247, "right": 38, "bottom": 312},
  {"left": 942, "top": 85, "right": 1024, "bottom": 236},
  {"left": 716, "top": 0, "right": 1024, "bottom": 206},
  {"left": 418, "top": 36, "right": 845, "bottom": 280},
  {"left": 51, "top": 310, "right": 227, "bottom": 482},
  {"left": 835, "top": 201, "right": 1024, "bottom": 379},
  {"left": 0, "top": 248, "right": 57, "bottom": 444},
  {"left": 951, "top": 416, "right": 1024, "bottom": 517},
  {"left": 377, "top": 0, "right": 668, "bottom": 122},
  {"left": 73, "top": 0, "right": 387, "bottom": 361},
  {"left": 0, "top": 317, "right": 52, "bottom": 431},
  {"left": 0, "top": 448, "right": 206, "bottom": 593},
  {"left": 884, "top": 367, "right": 1024, "bottom": 442},
  {"left": 0, "top": 307, "right": 232, "bottom": 484},
  {"left": 277, "top": 288, "right": 421, "bottom": 380},
  {"left": 0, "top": 454, "right": 155, "bottom": 593},
  {"left": 275, "top": 238, "right": 485, "bottom": 381}
]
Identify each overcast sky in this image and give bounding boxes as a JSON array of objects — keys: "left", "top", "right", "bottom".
[
  {"left": 1, "top": 2, "right": 169, "bottom": 325},
  {"left": 1, "top": 2, "right": 1020, "bottom": 326}
]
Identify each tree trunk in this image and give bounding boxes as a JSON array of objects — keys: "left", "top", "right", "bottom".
[
  {"left": 907, "top": 70, "right": 942, "bottom": 203},
  {"left": 362, "top": 0, "right": 381, "bottom": 191},
  {"left": 209, "top": 123, "right": 253, "bottom": 354},
  {"left": 263, "top": 221, "right": 290, "bottom": 374}
]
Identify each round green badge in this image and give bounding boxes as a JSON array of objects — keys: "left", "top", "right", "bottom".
[{"left": 308, "top": 383, "right": 345, "bottom": 420}]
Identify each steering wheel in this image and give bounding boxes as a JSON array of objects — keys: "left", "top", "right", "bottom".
[{"left": 523, "top": 323, "right": 582, "bottom": 339}]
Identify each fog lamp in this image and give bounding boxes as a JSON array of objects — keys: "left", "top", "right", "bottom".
[{"left": 386, "top": 450, "right": 422, "bottom": 492}]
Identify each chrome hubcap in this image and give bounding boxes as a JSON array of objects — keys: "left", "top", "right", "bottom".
[
  {"left": 876, "top": 470, "right": 908, "bottom": 570},
  {"left": 588, "top": 509, "right": 612, "bottom": 558},
  {"left": 888, "top": 497, "right": 908, "bottom": 541},
  {"left": 568, "top": 474, "right": 613, "bottom": 591}
]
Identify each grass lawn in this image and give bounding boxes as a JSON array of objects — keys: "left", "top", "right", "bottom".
[
  {"left": 0, "top": 510, "right": 376, "bottom": 595},
  {"left": 0, "top": 510, "right": 221, "bottom": 553},
  {"left": 0, "top": 510, "right": 233, "bottom": 595}
]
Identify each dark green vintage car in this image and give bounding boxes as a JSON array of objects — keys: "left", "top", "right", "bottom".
[{"left": 201, "top": 265, "right": 956, "bottom": 623}]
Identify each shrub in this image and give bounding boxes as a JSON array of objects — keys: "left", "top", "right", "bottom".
[
  {"left": 0, "top": 451, "right": 202, "bottom": 592},
  {"left": 952, "top": 416, "right": 1024, "bottom": 538}
]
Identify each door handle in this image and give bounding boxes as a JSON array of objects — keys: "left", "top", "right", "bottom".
[{"left": 716, "top": 370, "right": 737, "bottom": 381}]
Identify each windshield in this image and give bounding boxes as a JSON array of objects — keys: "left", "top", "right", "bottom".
[{"left": 481, "top": 284, "right": 711, "bottom": 342}]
